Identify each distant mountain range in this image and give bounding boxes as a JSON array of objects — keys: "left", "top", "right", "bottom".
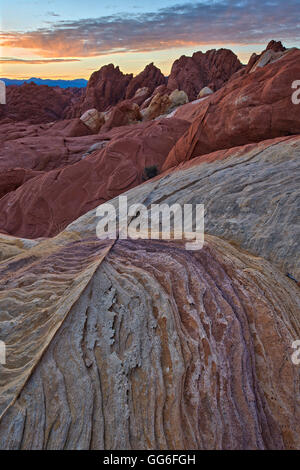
[{"left": 0, "top": 77, "right": 88, "bottom": 88}]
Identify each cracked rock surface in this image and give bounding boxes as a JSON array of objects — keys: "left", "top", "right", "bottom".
[{"left": 0, "top": 134, "right": 299, "bottom": 449}]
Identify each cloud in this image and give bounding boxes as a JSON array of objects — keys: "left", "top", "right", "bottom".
[
  {"left": 0, "top": 57, "right": 80, "bottom": 64},
  {"left": 47, "top": 11, "right": 61, "bottom": 17},
  {"left": 1, "top": 0, "right": 300, "bottom": 58}
]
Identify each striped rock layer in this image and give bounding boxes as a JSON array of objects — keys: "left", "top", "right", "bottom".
[{"left": 0, "top": 136, "right": 299, "bottom": 449}]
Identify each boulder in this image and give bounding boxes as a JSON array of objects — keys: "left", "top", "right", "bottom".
[
  {"left": 101, "top": 101, "right": 142, "bottom": 131},
  {"left": 168, "top": 89, "right": 189, "bottom": 109},
  {"left": 134, "top": 87, "right": 149, "bottom": 98},
  {"left": 197, "top": 86, "right": 214, "bottom": 98},
  {"left": 141, "top": 93, "right": 171, "bottom": 121},
  {"left": 134, "top": 86, "right": 150, "bottom": 98},
  {"left": 80, "top": 108, "right": 104, "bottom": 133},
  {"left": 67, "top": 118, "right": 94, "bottom": 137},
  {"left": 142, "top": 89, "right": 188, "bottom": 121}
]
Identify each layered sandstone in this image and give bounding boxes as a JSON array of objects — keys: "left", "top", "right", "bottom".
[
  {"left": 163, "top": 48, "right": 300, "bottom": 170},
  {"left": 0, "top": 138, "right": 299, "bottom": 448},
  {"left": 0, "top": 41, "right": 299, "bottom": 451}
]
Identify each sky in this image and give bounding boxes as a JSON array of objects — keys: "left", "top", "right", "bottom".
[{"left": 1, "top": 0, "right": 300, "bottom": 79}]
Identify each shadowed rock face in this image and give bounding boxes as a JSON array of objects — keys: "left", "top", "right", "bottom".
[
  {"left": 0, "top": 168, "right": 43, "bottom": 199},
  {"left": 101, "top": 100, "right": 142, "bottom": 131},
  {"left": 78, "top": 64, "right": 133, "bottom": 115},
  {"left": 0, "top": 118, "right": 189, "bottom": 238},
  {"left": 125, "top": 63, "right": 166, "bottom": 100},
  {"left": 0, "top": 122, "right": 105, "bottom": 172},
  {"left": 167, "top": 49, "right": 243, "bottom": 100},
  {"left": 163, "top": 48, "right": 300, "bottom": 170},
  {"left": 1, "top": 83, "right": 83, "bottom": 124}
]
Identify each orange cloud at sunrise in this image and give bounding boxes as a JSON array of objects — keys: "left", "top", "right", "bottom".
[{"left": 1, "top": 0, "right": 299, "bottom": 79}]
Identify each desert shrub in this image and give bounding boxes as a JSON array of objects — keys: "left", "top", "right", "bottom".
[{"left": 143, "top": 165, "right": 158, "bottom": 180}]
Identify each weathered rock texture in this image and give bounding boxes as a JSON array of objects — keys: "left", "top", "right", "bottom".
[
  {"left": 163, "top": 48, "right": 300, "bottom": 170},
  {"left": 0, "top": 118, "right": 189, "bottom": 238},
  {"left": 101, "top": 101, "right": 142, "bottom": 131},
  {"left": 142, "top": 90, "right": 188, "bottom": 121},
  {"left": 78, "top": 64, "right": 133, "bottom": 114},
  {"left": 167, "top": 49, "right": 243, "bottom": 100},
  {"left": 198, "top": 86, "right": 214, "bottom": 98},
  {"left": 80, "top": 108, "right": 104, "bottom": 133},
  {"left": 0, "top": 42, "right": 299, "bottom": 451},
  {"left": 125, "top": 63, "right": 166, "bottom": 100},
  {"left": 0, "top": 124, "right": 105, "bottom": 172},
  {"left": 1, "top": 83, "right": 83, "bottom": 124},
  {"left": 0, "top": 184, "right": 299, "bottom": 449},
  {"left": 0, "top": 168, "right": 43, "bottom": 199},
  {"left": 161, "top": 136, "right": 300, "bottom": 280}
]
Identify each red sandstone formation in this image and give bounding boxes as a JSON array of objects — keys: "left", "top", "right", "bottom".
[
  {"left": 0, "top": 168, "right": 43, "bottom": 199},
  {"left": 101, "top": 100, "right": 142, "bottom": 131},
  {"left": 0, "top": 234, "right": 299, "bottom": 450},
  {"left": 0, "top": 41, "right": 300, "bottom": 451},
  {"left": 167, "top": 48, "right": 243, "bottom": 100},
  {"left": 1, "top": 83, "right": 82, "bottom": 124},
  {"left": 241, "top": 40, "right": 288, "bottom": 75},
  {"left": 78, "top": 64, "right": 133, "bottom": 115},
  {"left": 0, "top": 135, "right": 299, "bottom": 449},
  {"left": 72, "top": 63, "right": 166, "bottom": 117},
  {"left": 0, "top": 118, "right": 189, "bottom": 238},
  {"left": 163, "top": 48, "right": 300, "bottom": 170},
  {"left": 125, "top": 63, "right": 166, "bottom": 99},
  {"left": 0, "top": 49, "right": 242, "bottom": 124},
  {"left": 0, "top": 119, "right": 106, "bottom": 171}
]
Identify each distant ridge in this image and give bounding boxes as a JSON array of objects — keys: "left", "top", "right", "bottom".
[{"left": 0, "top": 77, "right": 88, "bottom": 88}]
